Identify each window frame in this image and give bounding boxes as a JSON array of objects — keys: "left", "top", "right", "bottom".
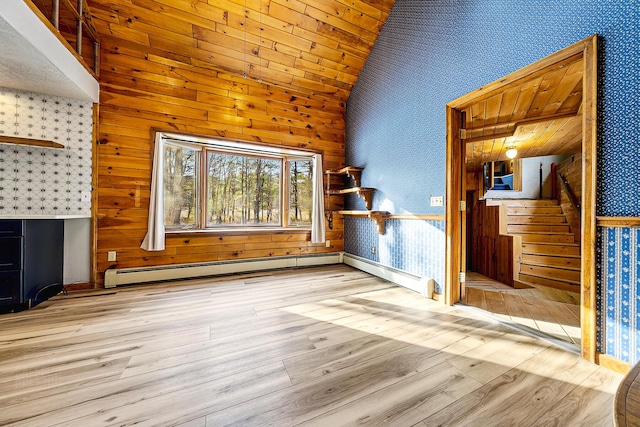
[{"left": 158, "top": 131, "right": 317, "bottom": 234}]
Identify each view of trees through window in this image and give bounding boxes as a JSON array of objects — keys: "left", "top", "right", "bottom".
[
  {"left": 288, "top": 160, "right": 313, "bottom": 226},
  {"left": 163, "top": 140, "right": 314, "bottom": 229},
  {"left": 164, "top": 144, "right": 198, "bottom": 228},
  {"left": 206, "top": 152, "right": 281, "bottom": 226}
]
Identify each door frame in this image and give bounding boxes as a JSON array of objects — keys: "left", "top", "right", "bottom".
[{"left": 445, "top": 35, "right": 598, "bottom": 362}]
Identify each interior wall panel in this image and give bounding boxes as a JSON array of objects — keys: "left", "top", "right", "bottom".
[{"left": 345, "top": 0, "right": 639, "bottom": 363}]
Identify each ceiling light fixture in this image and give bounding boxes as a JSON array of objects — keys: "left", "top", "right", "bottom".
[{"left": 505, "top": 145, "right": 518, "bottom": 159}]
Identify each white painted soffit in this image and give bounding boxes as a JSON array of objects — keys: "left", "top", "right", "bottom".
[{"left": 0, "top": 0, "right": 99, "bottom": 102}]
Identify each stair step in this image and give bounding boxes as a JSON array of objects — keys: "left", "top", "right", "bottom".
[
  {"left": 508, "top": 215, "right": 567, "bottom": 224},
  {"left": 521, "top": 254, "right": 581, "bottom": 269},
  {"left": 517, "top": 274, "right": 580, "bottom": 293},
  {"left": 507, "top": 223, "right": 571, "bottom": 233},
  {"left": 508, "top": 206, "right": 564, "bottom": 215},
  {"left": 519, "top": 233, "right": 575, "bottom": 244},
  {"left": 520, "top": 264, "right": 580, "bottom": 284},
  {"left": 521, "top": 242, "right": 580, "bottom": 256},
  {"left": 515, "top": 276, "right": 580, "bottom": 293}
]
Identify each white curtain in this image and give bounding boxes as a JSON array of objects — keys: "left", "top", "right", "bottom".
[
  {"left": 141, "top": 133, "right": 165, "bottom": 251},
  {"left": 311, "top": 153, "right": 326, "bottom": 244}
]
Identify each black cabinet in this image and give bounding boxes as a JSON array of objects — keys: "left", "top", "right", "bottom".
[{"left": 0, "top": 220, "right": 63, "bottom": 311}]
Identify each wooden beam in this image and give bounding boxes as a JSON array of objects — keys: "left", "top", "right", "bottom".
[
  {"left": 462, "top": 130, "right": 515, "bottom": 144},
  {"left": 465, "top": 111, "right": 580, "bottom": 132}
]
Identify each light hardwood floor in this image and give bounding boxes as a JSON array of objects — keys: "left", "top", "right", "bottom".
[
  {"left": 0, "top": 265, "right": 621, "bottom": 426},
  {"left": 464, "top": 272, "right": 581, "bottom": 348}
]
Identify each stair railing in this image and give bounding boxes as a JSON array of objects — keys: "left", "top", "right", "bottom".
[{"left": 558, "top": 173, "right": 581, "bottom": 215}]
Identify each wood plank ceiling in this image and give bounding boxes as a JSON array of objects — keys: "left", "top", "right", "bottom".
[
  {"left": 87, "top": 0, "right": 396, "bottom": 104},
  {"left": 464, "top": 54, "right": 584, "bottom": 172}
]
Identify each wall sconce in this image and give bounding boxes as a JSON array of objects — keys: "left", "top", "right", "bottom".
[{"left": 505, "top": 145, "right": 518, "bottom": 159}]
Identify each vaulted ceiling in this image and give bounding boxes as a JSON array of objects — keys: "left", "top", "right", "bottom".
[{"left": 85, "top": 0, "right": 396, "bottom": 104}]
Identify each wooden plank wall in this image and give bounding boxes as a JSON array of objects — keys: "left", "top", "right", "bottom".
[
  {"left": 470, "top": 200, "right": 514, "bottom": 286},
  {"left": 89, "top": 2, "right": 348, "bottom": 285},
  {"left": 556, "top": 152, "right": 582, "bottom": 244}
]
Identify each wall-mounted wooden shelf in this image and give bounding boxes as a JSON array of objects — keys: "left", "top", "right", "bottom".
[
  {"left": 0, "top": 136, "right": 64, "bottom": 149},
  {"left": 324, "top": 165, "right": 446, "bottom": 235},
  {"left": 326, "top": 187, "right": 374, "bottom": 210},
  {"left": 326, "top": 167, "right": 363, "bottom": 187},
  {"left": 332, "top": 210, "right": 389, "bottom": 234},
  {"left": 329, "top": 211, "right": 446, "bottom": 235}
]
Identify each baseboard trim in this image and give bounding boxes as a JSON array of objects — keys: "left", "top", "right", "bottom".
[
  {"left": 597, "top": 352, "right": 632, "bottom": 374},
  {"left": 343, "top": 253, "right": 435, "bottom": 299},
  {"left": 104, "top": 253, "right": 344, "bottom": 288}
]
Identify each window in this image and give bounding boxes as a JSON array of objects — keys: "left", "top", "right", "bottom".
[{"left": 162, "top": 137, "right": 314, "bottom": 231}]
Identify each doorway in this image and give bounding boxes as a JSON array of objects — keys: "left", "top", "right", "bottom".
[{"left": 445, "top": 35, "right": 598, "bottom": 362}]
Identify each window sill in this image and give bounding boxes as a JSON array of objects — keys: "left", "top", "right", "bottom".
[{"left": 165, "top": 227, "right": 312, "bottom": 237}]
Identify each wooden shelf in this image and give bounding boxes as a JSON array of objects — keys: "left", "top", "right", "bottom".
[
  {"left": 327, "top": 210, "right": 446, "bottom": 235},
  {"left": 329, "top": 210, "right": 389, "bottom": 234},
  {"left": 326, "top": 166, "right": 363, "bottom": 187},
  {"left": 323, "top": 165, "right": 445, "bottom": 235},
  {"left": 0, "top": 136, "right": 64, "bottom": 149},
  {"left": 389, "top": 214, "right": 446, "bottom": 221},
  {"left": 326, "top": 187, "right": 373, "bottom": 210}
]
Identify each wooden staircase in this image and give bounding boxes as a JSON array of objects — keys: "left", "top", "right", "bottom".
[{"left": 504, "top": 200, "right": 580, "bottom": 293}]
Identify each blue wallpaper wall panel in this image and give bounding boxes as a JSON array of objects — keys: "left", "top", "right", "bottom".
[
  {"left": 599, "top": 227, "right": 640, "bottom": 363},
  {"left": 344, "top": 217, "right": 446, "bottom": 292},
  {"left": 347, "top": 0, "right": 639, "bottom": 215},
  {"left": 345, "top": 0, "right": 640, "bottom": 363}
]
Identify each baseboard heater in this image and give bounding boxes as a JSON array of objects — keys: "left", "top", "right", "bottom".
[
  {"left": 104, "top": 252, "right": 435, "bottom": 300},
  {"left": 104, "top": 253, "right": 344, "bottom": 288},
  {"left": 343, "top": 253, "right": 435, "bottom": 299}
]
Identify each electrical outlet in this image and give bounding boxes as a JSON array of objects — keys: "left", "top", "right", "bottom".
[
  {"left": 325, "top": 240, "right": 331, "bottom": 248},
  {"left": 430, "top": 196, "right": 444, "bottom": 207},
  {"left": 81, "top": 191, "right": 91, "bottom": 203},
  {"left": 371, "top": 246, "right": 376, "bottom": 255},
  {"left": 107, "top": 251, "right": 117, "bottom": 261}
]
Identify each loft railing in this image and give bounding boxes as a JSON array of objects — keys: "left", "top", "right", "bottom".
[{"left": 26, "top": 0, "right": 100, "bottom": 76}]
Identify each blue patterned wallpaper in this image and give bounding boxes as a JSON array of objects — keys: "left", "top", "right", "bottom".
[
  {"left": 599, "top": 227, "right": 640, "bottom": 364},
  {"left": 0, "top": 87, "right": 93, "bottom": 216},
  {"left": 345, "top": 0, "right": 640, "bottom": 363},
  {"left": 344, "top": 217, "right": 445, "bottom": 293}
]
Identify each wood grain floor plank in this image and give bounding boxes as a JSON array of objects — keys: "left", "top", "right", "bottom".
[
  {"left": 0, "top": 265, "right": 621, "bottom": 426},
  {"left": 466, "top": 272, "right": 580, "bottom": 346},
  {"left": 531, "top": 366, "right": 622, "bottom": 426},
  {"left": 301, "top": 360, "right": 483, "bottom": 426},
  {"left": 421, "top": 346, "right": 603, "bottom": 426},
  {"left": 503, "top": 292, "right": 539, "bottom": 329},
  {"left": 48, "top": 362, "right": 292, "bottom": 427},
  {"left": 175, "top": 417, "right": 206, "bottom": 427},
  {"left": 447, "top": 331, "right": 551, "bottom": 384},
  {"left": 208, "top": 333, "right": 492, "bottom": 426}
]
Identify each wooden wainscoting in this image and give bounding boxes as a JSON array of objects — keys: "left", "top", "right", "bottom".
[{"left": 0, "top": 265, "right": 621, "bottom": 426}]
